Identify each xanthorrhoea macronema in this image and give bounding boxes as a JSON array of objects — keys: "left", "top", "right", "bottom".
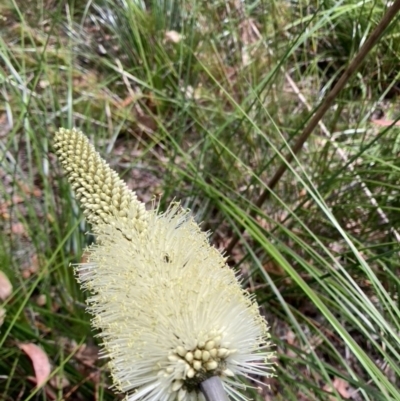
[{"left": 54, "top": 128, "right": 275, "bottom": 401}]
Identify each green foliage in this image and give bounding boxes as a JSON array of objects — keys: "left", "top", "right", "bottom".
[{"left": 0, "top": 0, "right": 399, "bottom": 400}]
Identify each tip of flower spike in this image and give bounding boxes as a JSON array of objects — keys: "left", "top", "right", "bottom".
[{"left": 53, "top": 127, "right": 148, "bottom": 230}]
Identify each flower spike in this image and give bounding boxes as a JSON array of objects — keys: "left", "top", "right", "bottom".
[{"left": 54, "top": 128, "right": 275, "bottom": 401}]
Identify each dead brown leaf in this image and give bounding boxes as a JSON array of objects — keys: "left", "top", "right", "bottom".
[
  {"left": 164, "top": 30, "right": 182, "bottom": 44},
  {"left": 0, "top": 271, "right": 12, "bottom": 300},
  {"left": 29, "top": 253, "right": 40, "bottom": 274},
  {"left": 285, "top": 329, "right": 297, "bottom": 358},
  {"left": 11, "top": 222, "right": 26, "bottom": 235},
  {"left": 49, "top": 374, "right": 70, "bottom": 390},
  {"left": 36, "top": 294, "right": 47, "bottom": 306},
  {"left": 74, "top": 343, "right": 99, "bottom": 368},
  {"left": 21, "top": 253, "right": 41, "bottom": 279},
  {"left": 286, "top": 331, "right": 296, "bottom": 346},
  {"left": 323, "top": 377, "right": 351, "bottom": 400},
  {"left": 32, "top": 187, "right": 42, "bottom": 197},
  {"left": 371, "top": 119, "right": 400, "bottom": 127},
  {"left": 119, "top": 95, "right": 135, "bottom": 108},
  {"left": 263, "top": 260, "right": 285, "bottom": 276},
  {"left": 18, "top": 343, "right": 51, "bottom": 387}
]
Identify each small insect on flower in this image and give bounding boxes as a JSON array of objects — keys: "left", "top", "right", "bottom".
[{"left": 54, "top": 128, "right": 275, "bottom": 401}]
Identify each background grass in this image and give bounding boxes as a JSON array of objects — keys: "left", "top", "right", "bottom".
[{"left": 1, "top": 0, "right": 400, "bottom": 400}]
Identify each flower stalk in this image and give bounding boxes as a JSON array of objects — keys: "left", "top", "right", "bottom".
[
  {"left": 200, "top": 377, "right": 229, "bottom": 401},
  {"left": 54, "top": 128, "right": 274, "bottom": 401}
]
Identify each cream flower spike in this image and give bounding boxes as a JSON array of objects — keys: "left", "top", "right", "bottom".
[{"left": 54, "top": 128, "right": 275, "bottom": 401}]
